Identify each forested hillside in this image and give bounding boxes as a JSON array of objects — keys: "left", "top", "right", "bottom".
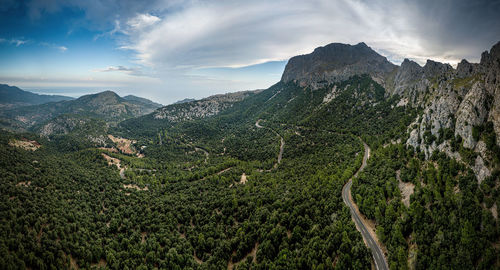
[
  {"left": 1, "top": 41, "right": 499, "bottom": 269},
  {"left": 1, "top": 73, "right": 418, "bottom": 269}
]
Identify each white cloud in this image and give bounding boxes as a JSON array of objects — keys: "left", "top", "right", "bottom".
[
  {"left": 127, "top": 13, "right": 161, "bottom": 30},
  {"left": 93, "top": 65, "right": 144, "bottom": 76},
  {"left": 116, "top": 0, "right": 499, "bottom": 70},
  {"left": 110, "top": 1, "right": 411, "bottom": 69},
  {"left": 0, "top": 38, "right": 29, "bottom": 46},
  {"left": 40, "top": 42, "right": 68, "bottom": 52}
]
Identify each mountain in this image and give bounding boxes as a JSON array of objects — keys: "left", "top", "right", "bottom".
[
  {"left": 173, "top": 98, "right": 196, "bottom": 104},
  {"left": 388, "top": 41, "right": 500, "bottom": 183},
  {"left": 116, "top": 41, "right": 500, "bottom": 268},
  {"left": 2, "top": 41, "right": 500, "bottom": 270},
  {"left": 0, "top": 90, "right": 162, "bottom": 130},
  {"left": 153, "top": 90, "right": 260, "bottom": 122},
  {"left": 123, "top": 94, "right": 163, "bottom": 108},
  {"left": 0, "top": 84, "right": 73, "bottom": 108},
  {"left": 279, "top": 41, "right": 500, "bottom": 183},
  {"left": 281, "top": 42, "right": 397, "bottom": 88}
]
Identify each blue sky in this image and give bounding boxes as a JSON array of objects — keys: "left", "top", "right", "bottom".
[{"left": 0, "top": 0, "right": 499, "bottom": 104}]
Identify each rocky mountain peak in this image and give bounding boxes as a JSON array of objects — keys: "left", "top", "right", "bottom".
[
  {"left": 281, "top": 42, "right": 396, "bottom": 88},
  {"left": 480, "top": 41, "right": 500, "bottom": 66},
  {"left": 390, "top": 59, "right": 424, "bottom": 96},
  {"left": 422, "top": 60, "right": 452, "bottom": 78},
  {"left": 456, "top": 59, "right": 476, "bottom": 78}
]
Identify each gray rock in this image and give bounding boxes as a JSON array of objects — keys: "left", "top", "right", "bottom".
[
  {"left": 281, "top": 42, "right": 396, "bottom": 88},
  {"left": 455, "top": 82, "right": 488, "bottom": 148},
  {"left": 474, "top": 155, "right": 491, "bottom": 184},
  {"left": 153, "top": 90, "right": 257, "bottom": 122},
  {"left": 456, "top": 59, "right": 476, "bottom": 78}
]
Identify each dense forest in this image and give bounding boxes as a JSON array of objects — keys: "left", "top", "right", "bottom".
[{"left": 1, "top": 74, "right": 498, "bottom": 269}]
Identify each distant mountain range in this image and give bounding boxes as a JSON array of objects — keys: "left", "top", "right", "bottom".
[
  {"left": 0, "top": 84, "right": 74, "bottom": 108},
  {"left": 173, "top": 98, "right": 197, "bottom": 104},
  {"left": 0, "top": 87, "right": 162, "bottom": 131}
]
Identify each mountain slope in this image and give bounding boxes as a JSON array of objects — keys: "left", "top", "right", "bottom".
[
  {"left": 0, "top": 84, "right": 73, "bottom": 108},
  {"left": 117, "top": 41, "right": 500, "bottom": 269},
  {"left": 1, "top": 41, "right": 500, "bottom": 270},
  {"left": 123, "top": 94, "right": 163, "bottom": 108},
  {"left": 391, "top": 42, "right": 500, "bottom": 183}
]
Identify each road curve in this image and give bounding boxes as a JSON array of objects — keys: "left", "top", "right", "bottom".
[
  {"left": 342, "top": 140, "right": 389, "bottom": 270},
  {"left": 255, "top": 119, "right": 284, "bottom": 165}
]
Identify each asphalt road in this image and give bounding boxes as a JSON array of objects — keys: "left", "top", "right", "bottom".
[
  {"left": 342, "top": 141, "right": 389, "bottom": 270},
  {"left": 255, "top": 119, "right": 285, "bottom": 165}
]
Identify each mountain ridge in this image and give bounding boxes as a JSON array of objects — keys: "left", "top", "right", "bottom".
[
  {"left": 0, "top": 84, "right": 74, "bottom": 108},
  {"left": 0, "top": 89, "right": 162, "bottom": 131}
]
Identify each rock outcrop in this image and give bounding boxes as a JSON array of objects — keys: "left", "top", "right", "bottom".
[
  {"left": 153, "top": 90, "right": 259, "bottom": 122},
  {"left": 454, "top": 82, "right": 489, "bottom": 149}
]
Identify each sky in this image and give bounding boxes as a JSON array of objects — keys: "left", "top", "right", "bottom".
[{"left": 0, "top": 0, "right": 499, "bottom": 104}]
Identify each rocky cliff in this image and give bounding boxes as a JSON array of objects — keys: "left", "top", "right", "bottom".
[
  {"left": 281, "top": 42, "right": 397, "bottom": 89},
  {"left": 391, "top": 42, "right": 500, "bottom": 183}
]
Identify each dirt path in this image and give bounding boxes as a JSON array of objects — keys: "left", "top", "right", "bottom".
[
  {"left": 342, "top": 140, "right": 389, "bottom": 270},
  {"left": 194, "top": 147, "right": 209, "bottom": 164},
  {"left": 227, "top": 242, "right": 259, "bottom": 270},
  {"left": 255, "top": 119, "right": 285, "bottom": 166},
  {"left": 102, "top": 153, "right": 127, "bottom": 179}
]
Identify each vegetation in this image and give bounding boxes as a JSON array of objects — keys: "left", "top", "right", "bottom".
[
  {"left": 2, "top": 73, "right": 497, "bottom": 270},
  {"left": 352, "top": 143, "right": 500, "bottom": 269}
]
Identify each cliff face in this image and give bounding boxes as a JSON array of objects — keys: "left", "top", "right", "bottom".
[
  {"left": 281, "top": 42, "right": 396, "bottom": 89},
  {"left": 399, "top": 41, "right": 500, "bottom": 183}
]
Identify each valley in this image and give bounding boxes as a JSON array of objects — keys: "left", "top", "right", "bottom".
[{"left": 1, "top": 40, "right": 500, "bottom": 270}]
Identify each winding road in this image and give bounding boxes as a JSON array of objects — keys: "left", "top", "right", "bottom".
[
  {"left": 342, "top": 140, "right": 389, "bottom": 270},
  {"left": 255, "top": 119, "right": 285, "bottom": 165},
  {"left": 255, "top": 120, "right": 388, "bottom": 268}
]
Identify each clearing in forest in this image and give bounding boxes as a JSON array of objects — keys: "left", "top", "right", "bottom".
[
  {"left": 108, "top": 134, "right": 136, "bottom": 154},
  {"left": 396, "top": 170, "right": 414, "bottom": 207},
  {"left": 123, "top": 184, "right": 148, "bottom": 191},
  {"left": 9, "top": 139, "right": 41, "bottom": 151}
]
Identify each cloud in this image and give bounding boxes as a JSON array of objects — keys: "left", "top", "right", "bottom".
[
  {"left": 0, "top": 38, "right": 68, "bottom": 52},
  {"left": 127, "top": 13, "right": 161, "bottom": 30},
  {"left": 93, "top": 65, "right": 144, "bottom": 76},
  {"left": 2, "top": 0, "right": 500, "bottom": 103},
  {"left": 0, "top": 38, "right": 30, "bottom": 46},
  {"left": 39, "top": 42, "right": 67, "bottom": 52},
  {"left": 116, "top": 0, "right": 500, "bottom": 69},
  {"left": 12, "top": 0, "right": 500, "bottom": 67}
]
